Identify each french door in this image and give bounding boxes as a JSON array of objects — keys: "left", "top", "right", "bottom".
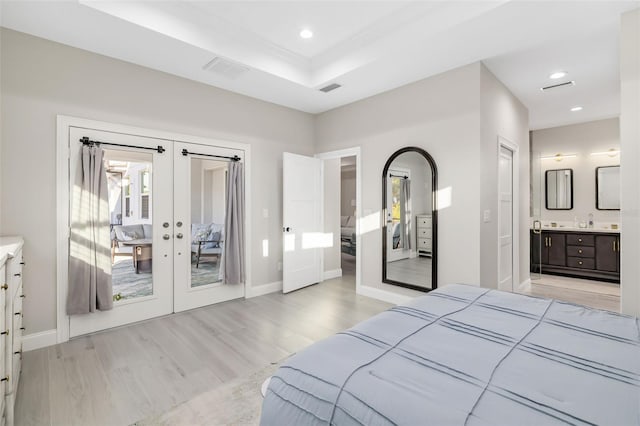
[{"left": 68, "top": 128, "right": 244, "bottom": 337}]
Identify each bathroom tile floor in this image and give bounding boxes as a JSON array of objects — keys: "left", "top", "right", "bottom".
[{"left": 522, "top": 274, "right": 620, "bottom": 312}]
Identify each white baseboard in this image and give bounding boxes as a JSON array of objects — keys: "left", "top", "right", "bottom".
[
  {"left": 517, "top": 278, "right": 531, "bottom": 293},
  {"left": 323, "top": 268, "right": 342, "bottom": 280},
  {"left": 357, "top": 285, "right": 413, "bottom": 305},
  {"left": 246, "top": 281, "right": 282, "bottom": 298},
  {"left": 23, "top": 329, "right": 58, "bottom": 352}
]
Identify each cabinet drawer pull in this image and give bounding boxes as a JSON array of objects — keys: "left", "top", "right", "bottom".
[
  {"left": 1, "top": 330, "right": 8, "bottom": 336},
  {"left": 14, "top": 312, "right": 21, "bottom": 316},
  {"left": 20, "top": 262, "right": 25, "bottom": 265},
  {"left": 14, "top": 273, "right": 20, "bottom": 277},
  {"left": 578, "top": 238, "right": 582, "bottom": 243},
  {"left": 1, "top": 377, "right": 8, "bottom": 382},
  {"left": 0, "top": 284, "right": 7, "bottom": 290},
  {"left": 578, "top": 261, "right": 583, "bottom": 265},
  {"left": 13, "top": 350, "right": 21, "bottom": 355},
  {"left": 20, "top": 327, "right": 25, "bottom": 331},
  {"left": 578, "top": 249, "right": 583, "bottom": 254},
  {"left": 20, "top": 294, "right": 25, "bottom": 298},
  {"left": 549, "top": 237, "right": 552, "bottom": 247}
]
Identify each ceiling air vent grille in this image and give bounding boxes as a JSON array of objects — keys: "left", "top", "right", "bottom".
[
  {"left": 203, "top": 57, "right": 250, "bottom": 80},
  {"left": 540, "top": 80, "right": 575, "bottom": 91},
  {"left": 319, "top": 83, "right": 342, "bottom": 93}
]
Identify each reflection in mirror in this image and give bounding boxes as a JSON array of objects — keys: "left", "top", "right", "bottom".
[
  {"left": 382, "top": 148, "right": 437, "bottom": 291},
  {"left": 596, "top": 166, "right": 620, "bottom": 210},
  {"left": 190, "top": 158, "right": 226, "bottom": 287},
  {"left": 545, "top": 169, "right": 573, "bottom": 210}
]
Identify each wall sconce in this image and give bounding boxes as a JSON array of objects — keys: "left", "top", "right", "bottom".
[
  {"left": 590, "top": 148, "right": 620, "bottom": 157},
  {"left": 540, "top": 153, "right": 577, "bottom": 161}
]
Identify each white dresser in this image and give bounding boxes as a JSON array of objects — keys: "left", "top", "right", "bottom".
[
  {"left": 0, "top": 237, "right": 24, "bottom": 426},
  {"left": 416, "top": 214, "right": 432, "bottom": 257}
]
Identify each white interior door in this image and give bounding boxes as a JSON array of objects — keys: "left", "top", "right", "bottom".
[
  {"left": 283, "top": 153, "right": 323, "bottom": 293},
  {"left": 498, "top": 145, "right": 514, "bottom": 292},
  {"left": 173, "top": 142, "right": 245, "bottom": 312},
  {"left": 69, "top": 127, "right": 173, "bottom": 338},
  {"left": 386, "top": 169, "right": 411, "bottom": 262}
]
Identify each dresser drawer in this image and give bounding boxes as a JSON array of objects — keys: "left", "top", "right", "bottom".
[
  {"left": 566, "top": 234, "right": 594, "bottom": 247},
  {"left": 417, "top": 228, "right": 431, "bottom": 238},
  {"left": 567, "top": 246, "right": 594, "bottom": 258},
  {"left": 417, "top": 216, "right": 432, "bottom": 228},
  {"left": 418, "top": 238, "right": 432, "bottom": 250},
  {"left": 567, "top": 257, "right": 595, "bottom": 269}
]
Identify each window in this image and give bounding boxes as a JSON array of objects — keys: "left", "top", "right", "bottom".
[
  {"left": 123, "top": 177, "right": 131, "bottom": 218},
  {"left": 140, "top": 170, "right": 150, "bottom": 219}
]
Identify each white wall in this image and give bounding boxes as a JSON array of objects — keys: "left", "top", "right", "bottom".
[
  {"left": 323, "top": 158, "right": 341, "bottom": 274},
  {"left": 315, "top": 63, "right": 483, "bottom": 299},
  {"left": 620, "top": 8, "right": 640, "bottom": 316},
  {"left": 0, "top": 29, "right": 315, "bottom": 334},
  {"left": 531, "top": 118, "right": 620, "bottom": 224},
  {"left": 479, "top": 64, "right": 530, "bottom": 289},
  {"left": 340, "top": 168, "right": 356, "bottom": 217}
]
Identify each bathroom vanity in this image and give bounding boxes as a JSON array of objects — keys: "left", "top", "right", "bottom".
[{"left": 530, "top": 228, "right": 620, "bottom": 283}]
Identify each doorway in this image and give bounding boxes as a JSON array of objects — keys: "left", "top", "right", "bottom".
[
  {"left": 498, "top": 145, "right": 514, "bottom": 292},
  {"left": 58, "top": 120, "right": 249, "bottom": 340},
  {"left": 340, "top": 156, "right": 357, "bottom": 278}
]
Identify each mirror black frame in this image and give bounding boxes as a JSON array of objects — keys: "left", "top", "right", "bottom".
[
  {"left": 545, "top": 169, "right": 574, "bottom": 210},
  {"left": 382, "top": 147, "right": 438, "bottom": 292},
  {"left": 596, "top": 165, "right": 620, "bottom": 211}
]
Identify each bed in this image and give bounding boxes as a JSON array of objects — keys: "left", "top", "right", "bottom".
[{"left": 260, "top": 284, "right": 640, "bottom": 425}]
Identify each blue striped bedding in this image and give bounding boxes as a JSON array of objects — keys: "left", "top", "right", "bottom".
[{"left": 260, "top": 284, "right": 640, "bottom": 425}]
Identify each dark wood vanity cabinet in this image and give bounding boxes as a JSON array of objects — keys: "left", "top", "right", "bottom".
[{"left": 530, "top": 230, "right": 620, "bottom": 283}]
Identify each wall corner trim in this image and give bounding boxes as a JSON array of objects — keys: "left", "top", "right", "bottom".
[
  {"left": 246, "top": 281, "right": 282, "bottom": 298},
  {"left": 356, "top": 285, "right": 413, "bottom": 305},
  {"left": 323, "top": 269, "right": 342, "bottom": 280},
  {"left": 23, "top": 329, "right": 58, "bottom": 352}
]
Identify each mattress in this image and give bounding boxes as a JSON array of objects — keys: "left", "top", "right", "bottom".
[{"left": 260, "top": 284, "right": 640, "bottom": 426}]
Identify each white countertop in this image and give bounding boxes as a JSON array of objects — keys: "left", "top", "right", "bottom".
[
  {"left": 0, "top": 236, "right": 24, "bottom": 266},
  {"left": 531, "top": 227, "right": 620, "bottom": 234}
]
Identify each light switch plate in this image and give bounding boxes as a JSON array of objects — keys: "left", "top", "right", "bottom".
[
  {"left": 262, "top": 208, "right": 269, "bottom": 218},
  {"left": 483, "top": 210, "right": 491, "bottom": 223}
]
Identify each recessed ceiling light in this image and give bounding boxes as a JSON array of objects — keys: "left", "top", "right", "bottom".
[
  {"left": 549, "top": 71, "right": 567, "bottom": 79},
  {"left": 570, "top": 106, "right": 583, "bottom": 112},
  {"left": 300, "top": 29, "right": 313, "bottom": 39}
]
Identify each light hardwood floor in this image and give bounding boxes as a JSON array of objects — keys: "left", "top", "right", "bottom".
[
  {"left": 386, "top": 256, "right": 432, "bottom": 289},
  {"left": 15, "top": 277, "right": 391, "bottom": 426},
  {"left": 519, "top": 274, "right": 620, "bottom": 312}
]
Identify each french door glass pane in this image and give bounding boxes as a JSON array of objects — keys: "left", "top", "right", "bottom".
[
  {"left": 105, "top": 149, "right": 154, "bottom": 301},
  {"left": 190, "top": 157, "right": 226, "bottom": 287}
]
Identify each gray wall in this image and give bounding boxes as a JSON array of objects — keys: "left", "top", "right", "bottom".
[
  {"left": 341, "top": 168, "right": 356, "bottom": 217},
  {"left": 531, "top": 118, "right": 620, "bottom": 224},
  {"left": 479, "top": 64, "right": 530, "bottom": 289},
  {"left": 315, "top": 63, "right": 484, "bottom": 299},
  {"left": 620, "top": 8, "right": 640, "bottom": 316},
  {"left": 323, "top": 158, "right": 341, "bottom": 274},
  {"left": 0, "top": 29, "right": 315, "bottom": 334}
]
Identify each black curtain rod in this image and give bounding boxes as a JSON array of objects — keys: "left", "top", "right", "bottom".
[
  {"left": 181, "top": 149, "right": 240, "bottom": 162},
  {"left": 389, "top": 173, "right": 408, "bottom": 179},
  {"left": 80, "top": 137, "right": 165, "bottom": 154}
]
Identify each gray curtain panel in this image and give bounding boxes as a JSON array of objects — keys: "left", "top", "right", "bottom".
[
  {"left": 400, "top": 178, "right": 411, "bottom": 250},
  {"left": 224, "top": 161, "right": 245, "bottom": 285},
  {"left": 68, "top": 145, "right": 113, "bottom": 314}
]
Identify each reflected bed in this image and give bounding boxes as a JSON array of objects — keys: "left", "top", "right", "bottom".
[{"left": 260, "top": 284, "right": 639, "bottom": 425}]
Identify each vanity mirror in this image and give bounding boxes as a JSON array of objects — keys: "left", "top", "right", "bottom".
[
  {"left": 545, "top": 169, "right": 573, "bottom": 210},
  {"left": 382, "top": 147, "right": 437, "bottom": 291},
  {"left": 596, "top": 165, "right": 620, "bottom": 210}
]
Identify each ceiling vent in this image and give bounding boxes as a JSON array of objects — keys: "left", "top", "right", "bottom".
[
  {"left": 203, "top": 57, "right": 250, "bottom": 80},
  {"left": 319, "top": 83, "right": 342, "bottom": 93},
  {"left": 540, "top": 80, "right": 575, "bottom": 92}
]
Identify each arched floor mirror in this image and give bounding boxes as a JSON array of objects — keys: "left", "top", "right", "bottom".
[{"left": 382, "top": 147, "right": 437, "bottom": 291}]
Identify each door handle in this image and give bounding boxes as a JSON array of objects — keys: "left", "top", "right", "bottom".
[
  {"left": 548, "top": 237, "right": 552, "bottom": 247},
  {"left": 176, "top": 233, "right": 184, "bottom": 239},
  {"left": 283, "top": 227, "right": 291, "bottom": 232},
  {"left": 163, "top": 234, "right": 171, "bottom": 240}
]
